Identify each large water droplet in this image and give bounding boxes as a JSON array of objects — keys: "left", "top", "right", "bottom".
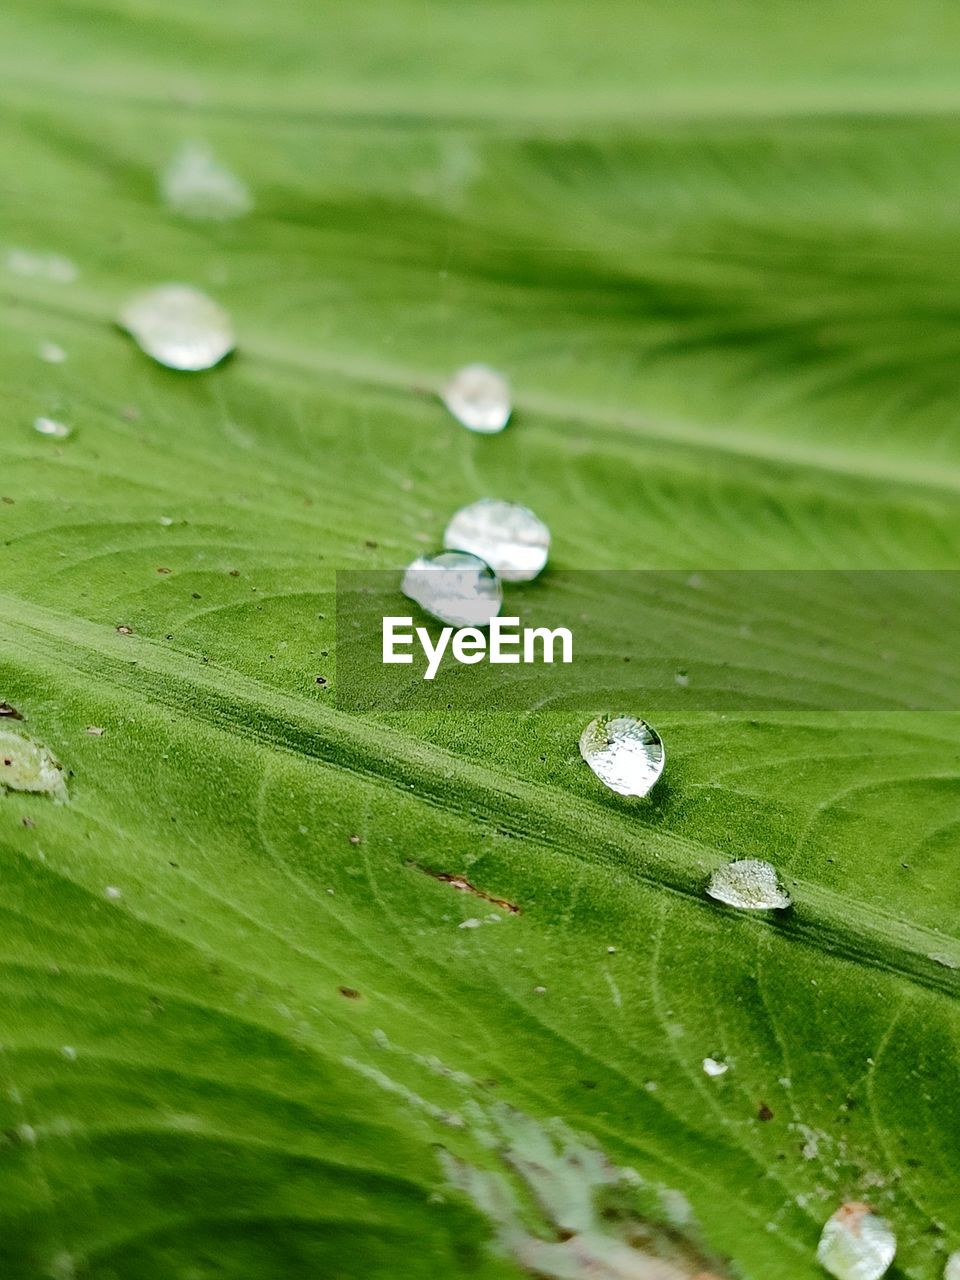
[
  {"left": 119, "top": 284, "right": 235, "bottom": 370},
  {"left": 945, "top": 1252, "right": 960, "bottom": 1280},
  {"left": 402, "top": 551, "right": 502, "bottom": 627},
  {"left": 706, "top": 859, "right": 791, "bottom": 911},
  {"left": 816, "top": 1204, "right": 896, "bottom": 1280},
  {"left": 0, "top": 728, "right": 67, "bottom": 800},
  {"left": 33, "top": 417, "right": 72, "bottom": 440},
  {"left": 160, "top": 142, "right": 253, "bottom": 222},
  {"left": 443, "top": 498, "right": 549, "bottom": 582},
  {"left": 579, "top": 715, "right": 664, "bottom": 798},
  {"left": 442, "top": 364, "right": 511, "bottom": 433}
]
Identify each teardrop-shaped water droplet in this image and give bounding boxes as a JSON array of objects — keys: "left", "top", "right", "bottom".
[
  {"left": 402, "top": 551, "right": 502, "bottom": 627},
  {"left": 119, "top": 284, "right": 235, "bottom": 371},
  {"left": 579, "top": 715, "right": 664, "bottom": 798},
  {"left": 443, "top": 498, "right": 549, "bottom": 582},
  {"left": 33, "top": 416, "right": 73, "bottom": 440},
  {"left": 816, "top": 1204, "right": 896, "bottom": 1280},
  {"left": 945, "top": 1252, "right": 960, "bottom": 1280},
  {"left": 0, "top": 727, "right": 67, "bottom": 800},
  {"left": 442, "top": 364, "right": 511, "bottom": 433},
  {"left": 160, "top": 142, "right": 253, "bottom": 222},
  {"left": 706, "top": 859, "right": 791, "bottom": 911}
]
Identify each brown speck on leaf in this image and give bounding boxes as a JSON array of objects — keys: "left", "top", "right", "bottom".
[
  {"left": 757, "top": 1103, "right": 774, "bottom": 1122},
  {"left": 228, "top": 569, "right": 240, "bottom": 577},
  {"left": 3, "top": 757, "right": 12, "bottom": 767},
  {"left": 0, "top": 703, "right": 23, "bottom": 720},
  {"left": 338, "top": 986, "right": 361, "bottom": 1000},
  {"left": 1, "top": 497, "right": 14, "bottom": 505},
  {"left": 191, "top": 592, "right": 201, "bottom": 600},
  {"left": 116, "top": 625, "right": 133, "bottom": 635},
  {"left": 21, "top": 817, "right": 35, "bottom": 828},
  {"left": 156, "top": 567, "right": 171, "bottom": 575},
  {"left": 316, "top": 676, "right": 327, "bottom": 686},
  {"left": 407, "top": 861, "right": 520, "bottom": 914}
]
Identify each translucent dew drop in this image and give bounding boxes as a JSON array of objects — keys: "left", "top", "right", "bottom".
[
  {"left": 816, "top": 1204, "right": 896, "bottom": 1280},
  {"left": 702, "top": 1057, "right": 729, "bottom": 1077},
  {"left": 945, "top": 1252, "right": 960, "bottom": 1280},
  {"left": 579, "top": 715, "right": 664, "bottom": 798},
  {"left": 38, "top": 341, "right": 67, "bottom": 364},
  {"left": 0, "top": 728, "right": 67, "bottom": 800},
  {"left": 706, "top": 859, "right": 791, "bottom": 911},
  {"left": 443, "top": 498, "right": 550, "bottom": 583},
  {"left": 442, "top": 363, "right": 511, "bottom": 433},
  {"left": 402, "top": 551, "right": 502, "bottom": 628},
  {"left": 160, "top": 142, "right": 253, "bottom": 222},
  {"left": 119, "top": 284, "right": 235, "bottom": 371},
  {"left": 33, "top": 417, "right": 73, "bottom": 440}
]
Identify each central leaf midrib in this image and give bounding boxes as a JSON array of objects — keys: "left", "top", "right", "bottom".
[{"left": 1, "top": 593, "right": 956, "bottom": 1003}]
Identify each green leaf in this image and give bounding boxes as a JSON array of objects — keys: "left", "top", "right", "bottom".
[{"left": 1, "top": 3, "right": 959, "bottom": 1278}]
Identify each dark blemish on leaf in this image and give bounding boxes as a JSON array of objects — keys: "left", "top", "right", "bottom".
[
  {"left": 0, "top": 703, "right": 23, "bottom": 719},
  {"left": 116, "top": 625, "right": 133, "bottom": 635},
  {"left": 338, "top": 986, "right": 362, "bottom": 1000},
  {"left": 228, "top": 569, "right": 240, "bottom": 577},
  {"left": 365, "top": 539, "right": 378, "bottom": 549},
  {"left": 580, "top": 1079, "right": 597, "bottom": 1089},
  {"left": 156, "top": 567, "right": 171, "bottom": 575},
  {"left": 757, "top": 1103, "right": 774, "bottom": 1122},
  {"left": 407, "top": 861, "right": 520, "bottom": 914},
  {"left": 191, "top": 592, "right": 201, "bottom": 599},
  {"left": 21, "top": 816, "right": 35, "bottom": 828},
  {"left": 2, "top": 497, "right": 14, "bottom": 505},
  {"left": 316, "top": 676, "right": 327, "bottom": 686}
]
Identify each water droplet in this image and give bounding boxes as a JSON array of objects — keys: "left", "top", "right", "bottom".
[
  {"left": 160, "top": 141, "right": 252, "bottom": 222},
  {"left": 6, "top": 247, "right": 77, "bottom": 283},
  {"left": 61, "top": 1045, "right": 77, "bottom": 1061},
  {"left": 702, "top": 1057, "right": 729, "bottom": 1077},
  {"left": 32, "top": 416, "right": 72, "bottom": 440},
  {"left": 119, "top": 284, "right": 235, "bottom": 371},
  {"left": 945, "top": 1252, "right": 960, "bottom": 1280},
  {"left": 442, "top": 363, "right": 511, "bottom": 433},
  {"left": 38, "top": 341, "right": 67, "bottom": 364},
  {"left": 578, "top": 715, "right": 664, "bottom": 798},
  {"left": 816, "top": 1203, "right": 896, "bottom": 1280},
  {"left": 402, "top": 551, "right": 502, "bottom": 627},
  {"left": 0, "top": 728, "right": 67, "bottom": 800},
  {"left": 104, "top": 885, "right": 122, "bottom": 900},
  {"left": 707, "top": 859, "right": 791, "bottom": 911},
  {"left": 443, "top": 498, "right": 549, "bottom": 582}
]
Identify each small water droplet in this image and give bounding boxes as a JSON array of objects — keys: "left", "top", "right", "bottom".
[
  {"left": 533, "top": 985, "right": 547, "bottom": 995},
  {"left": 61, "top": 1045, "right": 77, "bottom": 1061},
  {"left": 702, "top": 1057, "right": 729, "bottom": 1077},
  {"left": 816, "top": 1203, "right": 896, "bottom": 1280},
  {"left": 32, "top": 417, "right": 72, "bottom": 440},
  {"left": 0, "top": 728, "right": 67, "bottom": 800},
  {"left": 119, "top": 284, "right": 235, "bottom": 371},
  {"left": 6, "top": 248, "right": 77, "bottom": 283},
  {"left": 945, "top": 1251, "right": 960, "bottom": 1280},
  {"left": 160, "top": 141, "right": 252, "bottom": 221},
  {"left": 442, "top": 363, "right": 511, "bottom": 433},
  {"left": 443, "top": 498, "right": 549, "bottom": 582},
  {"left": 402, "top": 551, "right": 502, "bottom": 627},
  {"left": 104, "top": 885, "right": 122, "bottom": 900},
  {"left": 38, "top": 341, "right": 67, "bottom": 364},
  {"left": 579, "top": 715, "right": 664, "bottom": 798},
  {"left": 707, "top": 859, "right": 791, "bottom": 911}
]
